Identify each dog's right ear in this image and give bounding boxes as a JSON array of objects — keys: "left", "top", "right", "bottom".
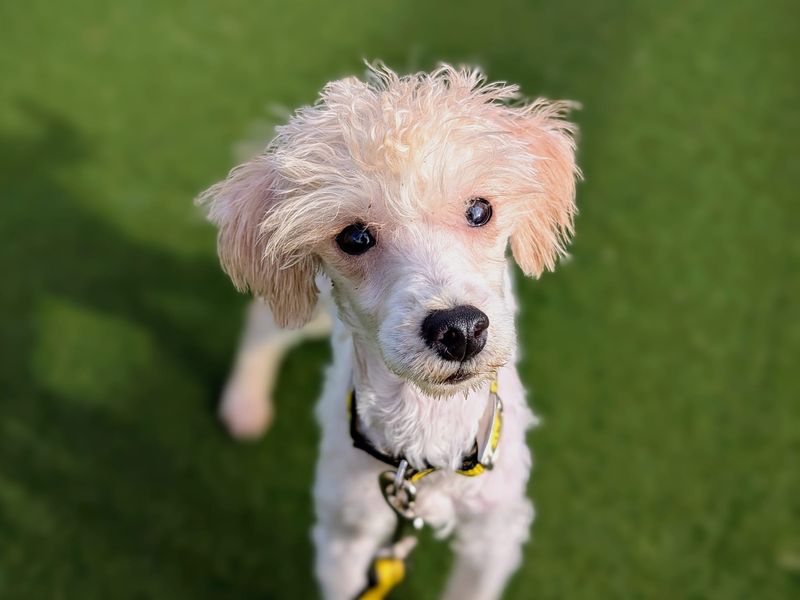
[{"left": 197, "top": 155, "right": 318, "bottom": 328}]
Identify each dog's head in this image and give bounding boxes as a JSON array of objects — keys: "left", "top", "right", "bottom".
[{"left": 199, "top": 64, "right": 579, "bottom": 396}]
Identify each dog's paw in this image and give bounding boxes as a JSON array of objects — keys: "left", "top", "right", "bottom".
[{"left": 218, "top": 382, "right": 273, "bottom": 440}]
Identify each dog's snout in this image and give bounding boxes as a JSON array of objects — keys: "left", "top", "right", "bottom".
[{"left": 421, "top": 306, "right": 489, "bottom": 362}]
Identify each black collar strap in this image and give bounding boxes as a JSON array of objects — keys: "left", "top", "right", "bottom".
[{"left": 347, "top": 379, "right": 503, "bottom": 482}]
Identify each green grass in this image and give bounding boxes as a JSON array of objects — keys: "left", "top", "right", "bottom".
[{"left": 1, "top": 0, "right": 798, "bottom": 598}]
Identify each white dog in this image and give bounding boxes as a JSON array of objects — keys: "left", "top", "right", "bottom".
[{"left": 198, "top": 64, "right": 579, "bottom": 600}]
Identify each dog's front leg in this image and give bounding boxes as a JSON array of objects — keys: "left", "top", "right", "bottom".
[
  {"left": 312, "top": 458, "right": 395, "bottom": 600},
  {"left": 312, "top": 518, "right": 390, "bottom": 600},
  {"left": 442, "top": 498, "right": 534, "bottom": 600}
]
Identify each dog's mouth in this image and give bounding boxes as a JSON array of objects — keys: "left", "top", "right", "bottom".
[
  {"left": 408, "top": 362, "right": 505, "bottom": 396},
  {"left": 434, "top": 359, "right": 508, "bottom": 388},
  {"left": 444, "top": 369, "right": 475, "bottom": 384}
]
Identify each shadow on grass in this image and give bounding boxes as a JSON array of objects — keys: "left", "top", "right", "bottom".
[{"left": 0, "top": 102, "right": 321, "bottom": 599}]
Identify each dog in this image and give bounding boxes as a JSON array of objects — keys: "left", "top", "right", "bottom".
[{"left": 198, "top": 63, "right": 579, "bottom": 600}]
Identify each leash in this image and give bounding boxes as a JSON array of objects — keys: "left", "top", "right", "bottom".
[{"left": 348, "top": 378, "right": 503, "bottom": 600}]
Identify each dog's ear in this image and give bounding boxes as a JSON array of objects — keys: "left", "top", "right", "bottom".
[
  {"left": 197, "top": 155, "right": 318, "bottom": 328},
  {"left": 507, "top": 101, "right": 580, "bottom": 277}
]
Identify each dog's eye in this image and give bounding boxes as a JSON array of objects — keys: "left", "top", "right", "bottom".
[
  {"left": 465, "top": 197, "right": 493, "bottom": 227},
  {"left": 335, "top": 223, "right": 376, "bottom": 255}
]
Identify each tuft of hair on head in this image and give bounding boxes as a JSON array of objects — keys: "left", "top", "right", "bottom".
[{"left": 195, "top": 153, "right": 319, "bottom": 328}]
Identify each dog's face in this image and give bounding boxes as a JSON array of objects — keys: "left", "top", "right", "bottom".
[
  {"left": 199, "top": 65, "right": 579, "bottom": 395},
  {"left": 322, "top": 195, "right": 515, "bottom": 396}
]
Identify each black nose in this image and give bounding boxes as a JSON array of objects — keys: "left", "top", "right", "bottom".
[{"left": 421, "top": 306, "right": 489, "bottom": 362}]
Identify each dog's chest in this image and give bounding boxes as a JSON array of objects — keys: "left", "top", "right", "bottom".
[{"left": 357, "top": 386, "right": 489, "bottom": 471}]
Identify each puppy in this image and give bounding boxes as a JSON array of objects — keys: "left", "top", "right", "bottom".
[{"left": 199, "top": 64, "right": 579, "bottom": 600}]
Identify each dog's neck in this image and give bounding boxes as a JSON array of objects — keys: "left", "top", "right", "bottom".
[{"left": 349, "top": 336, "right": 492, "bottom": 471}]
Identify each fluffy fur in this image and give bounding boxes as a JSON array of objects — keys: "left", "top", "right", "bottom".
[{"left": 199, "top": 63, "right": 579, "bottom": 599}]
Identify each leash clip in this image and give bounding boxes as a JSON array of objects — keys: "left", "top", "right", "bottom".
[{"left": 380, "top": 460, "right": 424, "bottom": 531}]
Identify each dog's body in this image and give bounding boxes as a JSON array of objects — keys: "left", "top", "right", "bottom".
[{"left": 200, "top": 65, "right": 579, "bottom": 599}]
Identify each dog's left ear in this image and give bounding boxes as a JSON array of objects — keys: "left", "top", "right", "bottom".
[
  {"left": 197, "top": 155, "right": 320, "bottom": 328},
  {"left": 507, "top": 101, "right": 580, "bottom": 277}
]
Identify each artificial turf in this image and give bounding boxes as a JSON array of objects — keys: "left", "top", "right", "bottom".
[{"left": 1, "top": 0, "right": 798, "bottom": 598}]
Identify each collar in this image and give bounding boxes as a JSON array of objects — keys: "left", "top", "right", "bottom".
[{"left": 347, "top": 377, "right": 503, "bottom": 482}]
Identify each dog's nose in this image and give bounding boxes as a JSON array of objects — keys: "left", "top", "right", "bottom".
[{"left": 421, "top": 306, "right": 489, "bottom": 362}]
